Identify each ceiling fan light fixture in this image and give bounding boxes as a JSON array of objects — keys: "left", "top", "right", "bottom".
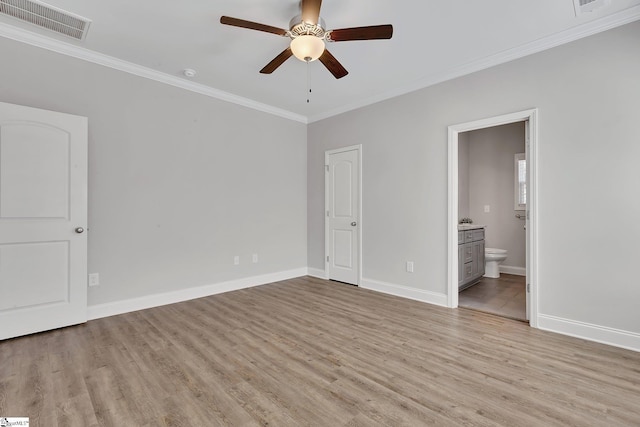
[{"left": 290, "top": 35, "right": 325, "bottom": 62}]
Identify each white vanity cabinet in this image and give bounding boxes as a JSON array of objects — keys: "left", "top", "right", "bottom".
[{"left": 458, "top": 227, "right": 485, "bottom": 291}]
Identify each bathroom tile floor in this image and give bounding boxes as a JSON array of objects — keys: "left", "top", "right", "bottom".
[{"left": 459, "top": 273, "right": 527, "bottom": 322}]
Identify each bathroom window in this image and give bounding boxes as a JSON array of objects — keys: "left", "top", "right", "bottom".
[{"left": 515, "top": 153, "right": 526, "bottom": 210}]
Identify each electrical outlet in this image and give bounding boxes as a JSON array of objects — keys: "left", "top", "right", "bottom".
[
  {"left": 234, "top": 256, "right": 240, "bottom": 265},
  {"left": 88, "top": 273, "right": 99, "bottom": 287},
  {"left": 406, "top": 261, "right": 414, "bottom": 273},
  {"left": 252, "top": 253, "right": 258, "bottom": 263},
  {"left": 484, "top": 205, "right": 491, "bottom": 213}
]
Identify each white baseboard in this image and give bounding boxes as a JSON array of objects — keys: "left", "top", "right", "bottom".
[
  {"left": 307, "top": 267, "right": 327, "bottom": 279},
  {"left": 360, "top": 277, "right": 448, "bottom": 308},
  {"left": 87, "top": 266, "right": 640, "bottom": 353},
  {"left": 87, "top": 268, "right": 308, "bottom": 320},
  {"left": 538, "top": 314, "right": 640, "bottom": 352},
  {"left": 500, "top": 265, "right": 526, "bottom": 276}
]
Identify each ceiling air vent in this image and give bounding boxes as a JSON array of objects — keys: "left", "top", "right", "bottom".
[
  {"left": 573, "top": 0, "right": 611, "bottom": 16},
  {"left": 0, "top": 0, "right": 91, "bottom": 40}
]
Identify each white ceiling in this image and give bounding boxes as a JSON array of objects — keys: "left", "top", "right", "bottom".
[{"left": 1, "top": 0, "right": 640, "bottom": 122}]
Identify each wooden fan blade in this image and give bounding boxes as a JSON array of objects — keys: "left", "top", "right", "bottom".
[
  {"left": 328, "top": 25, "right": 393, "bottom": 42},
  {"left": 318, "top": 49, "right": 348, "bottom": 79},
  {"left": 301, "top": 0, "right": 322, "bottom": 25},
  {"left": 220, "top": 16, "right": 287, "bottom": 36},
  {"left": 260, "top": 48, "right": 293, "bottom": 74}
]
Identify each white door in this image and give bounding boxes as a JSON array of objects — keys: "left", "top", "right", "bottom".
[
  {"left": 325, "top": 146, "right": 360, "bottom": 285},
  {"left": 0, "top": 102, "right": 88, "bottom": 340}
]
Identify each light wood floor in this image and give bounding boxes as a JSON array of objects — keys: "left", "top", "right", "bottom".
[
  {"left": 2, "top": 276, "right": 640, "bottom": 426},
  {"left": 459, "top": 274, "right": 527, "bottom": 321}
]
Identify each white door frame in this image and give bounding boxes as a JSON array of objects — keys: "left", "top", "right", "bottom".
[
  {"left": 324, "top": 144, "right": 362, "bottom": 285},
  {"left": 447, "top": 109, "right": 539, "bottom": 328}
]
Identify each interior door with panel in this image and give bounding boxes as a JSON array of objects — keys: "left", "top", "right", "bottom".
[
  {"left": 326, "top": 146, "right": 360, "bottom": 285},
  {"left": 0, "top": 101, "right": 88, "bottom": 340}
]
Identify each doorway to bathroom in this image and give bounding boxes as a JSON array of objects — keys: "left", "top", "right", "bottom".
[
  {"left": 458, "top": 122, "right": 526, "bottom": 321},
  {"left": 447, "top": 109, "right": 538, "bottom": 327}
]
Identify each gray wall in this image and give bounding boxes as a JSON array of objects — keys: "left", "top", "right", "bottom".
[
  {"left": 467, "top": 123, "right": 526, "bottom": 269},
  {"left": 3, "top": 19, "right": 639, "bottom": 341},
  {"left": 457, "top": 132, "right": 470, "bottom": 220},
  {"left": 308, "top": 21, "right": 640, "bottom": 333},
  {"left": 0, "top": 37, "right": 307, "bottom": 306}
]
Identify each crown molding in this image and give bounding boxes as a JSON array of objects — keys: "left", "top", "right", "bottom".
[
  {"left": 0, "top": 22, "right": 308, "bottom": 124},
  {"left": 1, "top": 5, "right": 638, "bottom": 125},
  {"left": 307, "top": 5, "right": 640, "bottom": 123}
]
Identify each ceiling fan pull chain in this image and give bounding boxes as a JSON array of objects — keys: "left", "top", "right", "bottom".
[{"left": 306, "top": 60, "right": 311, "bottom": 104}]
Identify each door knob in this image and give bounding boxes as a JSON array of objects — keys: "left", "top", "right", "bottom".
[
  {"left": 351, "top": 222, "right": 357, "bottom": 226},
  {"left": 75, "top": 227, "right": 84, "bottom": 234}
]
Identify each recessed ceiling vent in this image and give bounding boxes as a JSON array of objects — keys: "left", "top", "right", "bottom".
[
  {"left": 0, "top": 0, "right": 91, "bottom": 40},
  {"left": 573, "top": 0, "right": 611, "bottom": 16}
]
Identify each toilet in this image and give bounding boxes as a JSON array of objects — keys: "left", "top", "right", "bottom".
[{"left": 484, "top": 248, "right": 508, "bottom": 278}]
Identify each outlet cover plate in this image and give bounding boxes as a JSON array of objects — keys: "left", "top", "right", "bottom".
[
  {"left": 88, "top": 273, "right": 99, "bottom": 287},
  {"left": 406, "top": 261, "right": 414, "bottom": 273}
]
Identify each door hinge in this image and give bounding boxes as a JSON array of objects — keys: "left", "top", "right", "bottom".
[
  {"left": 326, "top": 256, "right": 329, "bottom": 262},
  {"left": 527, "top": 283, "right": 531, "bottom": 293},
  {"left": 325, "top": 165, "right": 329, "bottom": 172},
  {"left": 326, "top": 210, "right": 329, "bottom": 217}
]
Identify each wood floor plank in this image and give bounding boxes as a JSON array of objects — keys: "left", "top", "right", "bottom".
[
  {"left": 459, "top": 274, "right": 526, "bottom": 321},
  {"left": 1, "top": 276, "right": 639, "bottom": 426},
  {"left": 56, "top": 394, "right": 100, "bottom": 427}
]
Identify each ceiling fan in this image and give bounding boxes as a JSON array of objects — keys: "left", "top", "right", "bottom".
[{"left": 220, "top": 0, "right": 393, "bottom": 79}]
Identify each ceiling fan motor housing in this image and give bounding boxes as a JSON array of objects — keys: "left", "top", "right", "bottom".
[{"left": 289, "top": 15, "right": 326, "bottom": 39}]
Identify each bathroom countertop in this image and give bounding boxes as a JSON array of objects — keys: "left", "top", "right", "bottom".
[{"left": 457, "top": 224, "right": 486, "bottom": 231}]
